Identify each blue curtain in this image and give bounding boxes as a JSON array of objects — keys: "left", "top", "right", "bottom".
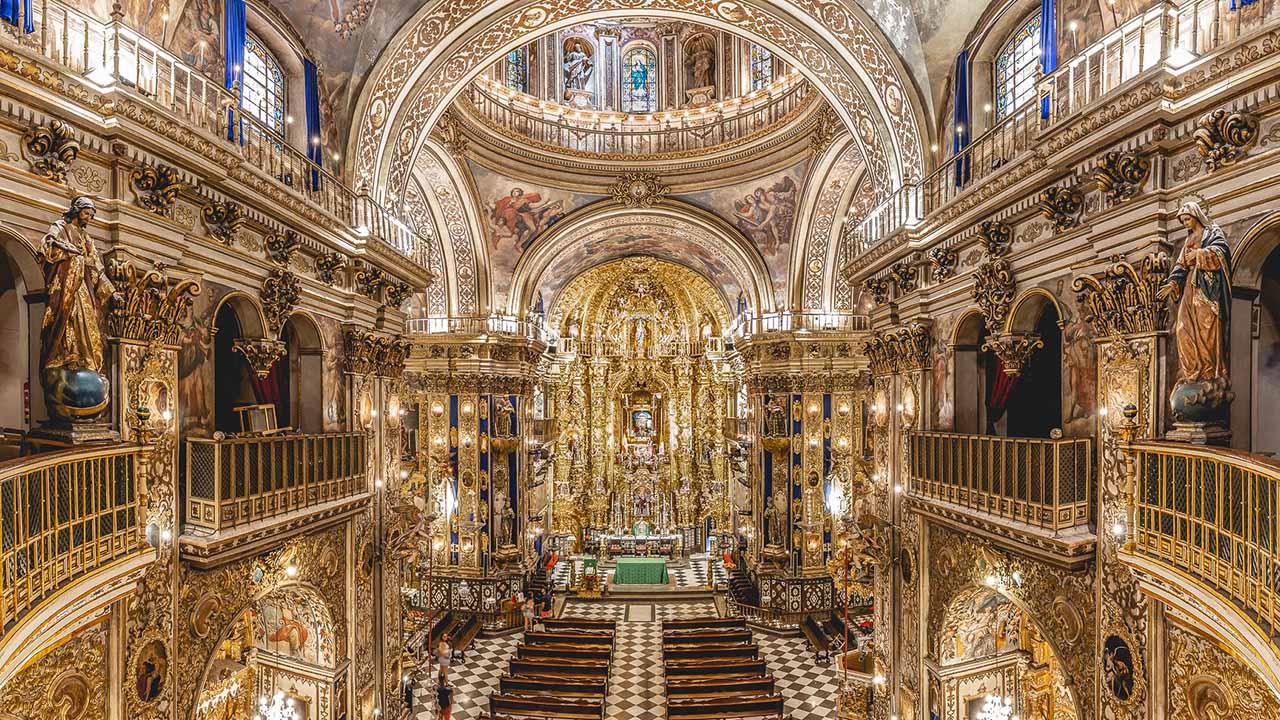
[
  {"left": 304, "top": 59, "right": 323, "bottom": 189},
  {"left": 224, "top": 0, "right": 246, "bottom": 142},
  {"left": 1229, "top": 0, "right": 1257, "bottom": 9},
  {"left": 0, "top": 0, "right": 33, "bottom": 33},
  {"left": 1039, "top": 0, "right": 1057, "bottom": 119},
  {"left": 952, "top": 50, "right": 971, "bottom": 187}
]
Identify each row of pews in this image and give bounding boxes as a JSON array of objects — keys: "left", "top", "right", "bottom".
[
  {"left": 801, "top": 607, "right": 874, "bottom": 664},
  {"left": 430, "top": 611, "right": 482, "bottom": 660},
  {"left": 488, "top": 617, "right": 617, "bottom": 719},
  {"left": 662, "top": 616, "right": 785, "bottom": 720}
]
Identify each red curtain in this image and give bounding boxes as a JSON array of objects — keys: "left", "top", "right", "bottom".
[
  {"left": 250, "top": 356, "right": 285, "bottom": 408},
  {"left": 985, "top": 355, "right": 1019, "bottom": 431}
]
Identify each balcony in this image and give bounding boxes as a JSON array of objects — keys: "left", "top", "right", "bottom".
[
  {"left": 849, "top": 0, "right": 1280, "bottom": 259},
  {"left": 183, "top": 432, "right": 368, "bottom": 561},
  {"left": 729, "top": 311, "right": 871, "bottom": 340},
  {"left": 907, "top": 431, "right": 1095, "bottom": 565},
  {"left": 461, "top": 73, "right": 815, "bottom": 159},
  {"left": 1129, "top": 441, "right": 1280, "bottom": 645},
  {"left": 0, "top": 444, "right": 145, "bottom": 637},
  {"left": 0, "top": 0, "right": 431, "bottom": 277},
  {"left": 407, "top": 315, "right": 552, "bottom": 344}
]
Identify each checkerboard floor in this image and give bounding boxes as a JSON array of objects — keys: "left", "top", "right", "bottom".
[{"left": 410, "top": 598, "right": 838, "bottom": 720}]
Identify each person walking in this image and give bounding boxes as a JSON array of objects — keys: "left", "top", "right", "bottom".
[
  {"left": 522, "top": 597, "right": 536, "bottom": 633},
  {"left": 436, "top": 634, "right": 452, "bottom": 682}
]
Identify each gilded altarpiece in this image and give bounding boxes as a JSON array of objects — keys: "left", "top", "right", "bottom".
[{"left": 1166, "top": 621, "right": 1280, "bottom": 720}]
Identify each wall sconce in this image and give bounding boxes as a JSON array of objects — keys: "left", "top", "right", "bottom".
[
  {"left": 400, "top": 470, "right": 409, "bottom": 480},
  {"left": 431, "top": 402, "right": 445, "bottom": 417},
  {"left": 461, "top": 401, "right": 474, "bottom": 416},
  {"left": 837, "top": 437, "right": 849, "bottom": 449},
  {"left": 807, "top": 403, "right": 819, "bottom": 415},
  {"left": 837, "top": 403, "right": 850, "bottom": 416},
  {"left": 371, "top": 409, "right": 379, "bottom": 418},
  {"left": 375, "top": 479, "right": 384, "bottom": 489},
  {"left": 807, "top": 437, "right": 819, "bottom": 448}
]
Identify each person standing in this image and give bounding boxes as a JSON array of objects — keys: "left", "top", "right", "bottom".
[
  {"left": 436, "top": 679, "right": 454, "bottom": 720},
  {"left": 522, "top": 597, "right": 536, "bottom": 633},
  {"left": 436, "top": 634, "right": 452, "bottom": 681}
]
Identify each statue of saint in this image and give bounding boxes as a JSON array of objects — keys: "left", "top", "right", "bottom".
[
  {"left": 39, "top": 196, "right": 119, "bottom": 421},
  {"left": 563, "top": 40, "right": 593, "bottom": 96},
  {"left": 764, "top": 396, "right": 787, "bottom": 437},
  {"left": 1158, "top": 201, "right": 1234, "bottom": 423},
  {"left": 765, "top": 488, "right": 787, "bottom": 546},
  {"left": 494, "top": 490, "right": 514, "bottom": 546}
]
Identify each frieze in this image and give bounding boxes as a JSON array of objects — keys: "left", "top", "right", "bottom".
[
  {"left": 0, "top": 623, "right": 107, "bottom": 720},
  {"left": 403, "top": 370, "right": 533, "bottom": 395},
  {"left": 21, "top": 118, "right": 80, "bottom": 184},
  {"left": 129, "top": 162, "right": 184, "bottom": 216},
  {"left": 1194, "top": 108, "right": 1259, "bottom": 172},
  {"left": 1071, "top": 253, "right": 1171, "bottom": 338}
]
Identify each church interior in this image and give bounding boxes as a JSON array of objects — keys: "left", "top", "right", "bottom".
[{"left": 0, "top": 0, "right": 1279, "bottom": 718}]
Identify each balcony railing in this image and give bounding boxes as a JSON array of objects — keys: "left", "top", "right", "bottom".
[
  {"left": 850, "top": 0, "right": 1280, "bottom": 256},
  {"left": 407, "top": 315, "right": 552, "bottom": 344},
  {"left": 463, "top": 73, "right": 814, "bottom": 158},
  {"left": 730, "top": 311, "right": 871, "bottom": 339},
  {"left": 0, "top": 444, "right": 143, "bottom": 632},
  {"left": 4, "top": 0, "right": 430, "bottom": 273},
  {"left": 1131, "top": 441, "right": 1280, "bottom": 638},
  {"left": 185, "top": 432, "right": 366, "bottom": 532},
  {"left": 908, "top": 431, "right": 1093, "bottom": 533}
]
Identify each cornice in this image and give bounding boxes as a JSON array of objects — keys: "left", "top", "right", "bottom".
[{"left": 906, "top": 495, "right": 1097, "bottom": 571}]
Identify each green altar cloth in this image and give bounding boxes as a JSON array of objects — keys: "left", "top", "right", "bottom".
[{"left": 613, "top": 557, "right": 669, "bottom": 584}]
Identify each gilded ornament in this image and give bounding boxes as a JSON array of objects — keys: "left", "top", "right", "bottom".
[
  {"left": 976, "top": 220, "right": 1012, "bottom": 258},
  {"left": 432, "top": 108, "right": 469, "bottom": 157},
  {"left": 1093, "top": 149, "right": 1149, "bottom": 202},
  {"left": 355, "top": 265, "right": 388, "bottom": 300},
  {"left": 22, "top": 118, "right": 80, "bottom": 183},
  {"left": 980, "top": 333, "right": 1044, "bottom": 376},
  {"left": 201, "top": 200, "right": 247, "bottom": 246},
  {"left": 104, "top": 259, "right": 201, "bottom": 345},
  {"left": 232, "top": 337, "right": 286, "bottom": 377},
  {"left": 344, "top": 328, "right": 411, "bottom": 377},
  {"left": 384, "top": 280, "right": 413, "bottom": 309},
  {"left": 1037, "top": 186, "right": 1084, "bottom": 232},
  {"left": 1071, "top": 252, "right": 1171, "bottom": 337},
  {"left": 609, "top": 173, "right": 669, "bottom": 209},
  {"left": 809, "top": 105, "right": 840, "bottom": 155},
  {"left": 129, "top": 162, "right": 184, "bottom": 215},
  {"left": 862, "top": 275, "right": 890, "bottom": 305},
  {"left": 264, "top": 229, "right": 301, "bottom": 266},
  {"left": 862, "top": 322, "right": 931, "bottom": 376},
  {"left": 971, "top": 258, "right": 1015, "bottom": 332},
  {"left": 261, "top": 268, "right": 301, "bottom": 335},
  {"left": 927, "top": 245, "right": 957, "bottom": 281},
  {"left": 315, "top": 251, "right": 348, "bottom": 285},
  {"left": 889, "top": 259, "right": 917, "bottom": 293},
  {"left": 1194, "top": 108, "right": 1259, "bottom": 172},
  {"left": 0, "top": 623, "right": 107, "bottom": 720}
]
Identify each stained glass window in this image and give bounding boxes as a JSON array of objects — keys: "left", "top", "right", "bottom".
[
  {"left": 621, "top": 46, "right": 657, "bottom": 113},
  {"left": 241, "top": 33, "right": 286, "bottom": 136},
  {"left": 505, "top": 47, "right": 529, "bottom": 93},
  {"left": 749, "top": 44, "right": 774, "bottom": 91},
  {"left": 994, "top": 14, "right": 1041, "bottom": 121}
]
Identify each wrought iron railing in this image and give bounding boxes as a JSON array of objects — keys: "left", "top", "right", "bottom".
[
  {"left": 0, "top": 444, "right": 143, "bottom": 632},
  {"left": 463, "top": 73, "right": 814, "bottom": 158},
  {"left": 908, "top": 431, "right": 1093, "bottom": 533},
  {"left": 4, "top": 0, "right": 429, "bottom": 273},
  {"left": 184, "top": 432, "right": 366, "bottom": 532},
  {"left": 850, "top": 0, "right": 1280, "bottom": 255},
  {"left": 724, "top": 598, "right": 813, "bottom": 629},
  {"left": 1131, "top": 441, "right": 1280, "bottom": 638}
]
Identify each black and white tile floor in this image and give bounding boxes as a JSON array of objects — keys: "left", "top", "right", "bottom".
[
  {"left": 410, "top": 597, "right": 838, "bottom": 720},
  {"left": 550, "top": 554, "right": 730, "bottom": 590}
]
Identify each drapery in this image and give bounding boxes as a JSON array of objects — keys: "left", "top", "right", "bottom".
[
  {"left": 224, "top": 0, "right": 246, "bottom": 142},
  {"left": 1230, "top": 0, "right": 1257, "bottom": 10},
  {"left": 304, "top": 59, "right": 323, "bottom": 190},
  {"left": 0, "top": 0, "right": 33, "bottom": 33},
  {"left": 952, "top": 50, "right": 971, "bottom": 187},
  {"left": 250, "top": 356, "right": 286, "bottom": 422},
  {"left": 985, "top": 355, "right": 1019, "bottom": 433},
  {"left": 1039, "top": 0, "right": 1057, "bottom": 119}
]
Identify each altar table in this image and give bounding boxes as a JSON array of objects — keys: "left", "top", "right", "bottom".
[
  {"left": 613, "top": 557, "right": 669, "bottom": 584},
  {"left": 603, "top": 535, "right": 681, "bottom": 559}
]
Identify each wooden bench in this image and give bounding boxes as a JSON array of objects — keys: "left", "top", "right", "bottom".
[
  {"left": 662, "top": 617, "right": 746, "bottom": 631},
  {"left": 662, "top": 630, "right": 754, "bottom": 646},
  {"left": 523, "top": 630, "right": 613, "bottom": 647},
  {"left": 666, "top": 694, "right": 785, "bottom": 719},
  {"left": 489, "top": 694, "right": 604, "bottom": 720},
  {"left": 510, "top": 659, "right": 611, "bottom": 680},
  {"left": 541, "top": 618, "right": 617, "bottom": 632},
  {"left": 663, "top": 659, "right": 767, "bottom": 678},
  {"left": 665, "top": 677, "right": 775, "bottom": 699},
  {"left": 517, "top": 644, "right": 613, "bottom": 662},
  {"left": 452, "top": 614, "right": 483, "bottom": 661},
  {"left": 663, "top": 644, "right": 759, "bottom": 662},
  {"left": 801, "top": 615, "right": 832, "bottom": 664},
  {"left": 499, "top": 675, "right": 608, "bottom": 699}
]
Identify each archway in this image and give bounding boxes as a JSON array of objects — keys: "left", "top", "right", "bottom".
[
  {"left": 0, "top": 229, "right": 43, "bottom": 450},
  {"left": 212, "top": 295, "right": 268, "bottom": 435},
  {"left": 950, "top": 310, "right": 989, "bottom": 435},
  {"left": 1004, "top": 293, "right": 1064, "bottom": 439},
  {"left": 193, "top": 584, "right": 343, "bottom": 720},
  {"left": 282, "top": 313, "right": 325, "bottom": 433},
  {"left": 1229, "top": 211, "right": 1280, "bottom": 453}
]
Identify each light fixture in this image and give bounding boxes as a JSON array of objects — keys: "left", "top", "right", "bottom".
[
  {"left": 161, "top": 409, "right": 173, "bottom": 424},
  {"left": 400, "top": 469, "right": 409, "bottom": 480},
  {"left": 977, "top": 694, "right": 1014, "bottom": 720},
  {"left": 1112, "top": 521, "right": 1126, "bottom": 538},
  {"left": 826, "top": 483, "right": 845, "bottom": 515},
  {"left": 375, "top": 479, "right": 384, "bottom": 489},
  {"left": 894, "top": 484, "right": 903, "bottom": 494},
  {"left": 984, "top": 574, "right": 999, "bottom": 588},
  {"left": 431, "top": 402, "right": 445, "bottom": 417},
  {"left": 896, "top": 403, "right": 904, "bottom": 412},
  {"left": 930, "top": 143, "right": 939, "bottom": 152},
  {"left": 807, "top": 403, "right": 819, "bottom": 415},
  {"left": 255, "top": 691, "right": 299, "bottom": 720},
  {"left": 285, "top": 564, "right": 298, "bottom": 577},
  {"left": 160, "top": 528, "right": 172, "bottom": 543},
  {"left": 838, "top": 402, "right": 850, "bottom": 415},
  {"left": 983, "top": 103, "right": 992, "bottom": 113},
  {"left": 872, "top": 673, "right": 886, "bottom": 685},
  {"left": 1099, "top": 406, "right": 1109, "bottom": 417},
  {"left": 370, "top": 409, "right": 379, "bottom": 418},
  {"left": 462, "top": 401, "right": 474, "bottom": 415},
  {"left": 1068, "top": 20, "right": 1078, "bottom": 32},
  {"left": 808, "top": 437, "right": 819, "bottom": 448}
]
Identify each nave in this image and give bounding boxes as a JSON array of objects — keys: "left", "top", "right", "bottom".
[{"left": 410, "top": 600, "right": 840, "bottom": 720}]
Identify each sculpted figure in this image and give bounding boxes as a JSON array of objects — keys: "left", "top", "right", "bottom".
[
  {"left": 766, "top": 488, "right": 788, "bottom": 546},
  {"left": 494, "top": 490, "right": 515, "bottom": 546}
]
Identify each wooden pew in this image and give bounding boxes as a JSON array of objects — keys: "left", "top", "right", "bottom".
[
  {"left": 517, "top": 644, "right": 612, "bottom": 662},
  {"left": 662, "top": 617, "right": 746, "bottom": 631},
  {"left": 801, "top": 615, "right": 832, "bottom": 664},
  {"left": 663, "top": 659, "right": 767, "bottom": 678},
  {"left": 523, "top": 630, "right": 613, "bottom": 647},
  {"left": 509, "top": 658, "right": 611, "bottom": 680},
  {"left": 663, "top": 644, "right": 759, "bottom": 662},
  {"left": 499, "top": 675, "right": 608, "bottom": 700},
  {"left": 489, "top": 693, "right": 604, "bottom": 720},
  {"left": 665, "top": 677, "right": 775, "bottom": 699},
  {"left": 452, "top": 614, "right": 483, "bottom": 661},
  {"left": 666, "top": 694, "right": 785, "bottom": 719},
  {"left": 541, "top": 618, "right": 617, "bottom": 632},
  {"left": 662, "top": 630, "right": 754, "bottom": 646}
]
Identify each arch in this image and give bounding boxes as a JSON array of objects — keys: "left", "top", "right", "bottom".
[
  {"left": 508, "top": 199, "right": 774, "bottom": 318},
  {"left": 0, "top": 226, "right": 43, "bottom": 435},
  {"left": 282, "top": 311, "right": 325, "bottom": 433},
  {"left": 212, "top": 293, "right": 268, "bottom": 434},
  {"left": 950, "top": 308, "right": 987, "bottom": 348},
  {"left": 1232, "top": 210, "right": 1280, "bottom": 292},
  {"left": 348, "top": 0, "right": 929, "bottom": 208},
  {"left": 212, "top": 291, "right": 269, "bottom": 340},
  {"left": 951, "top": 309, "right": 989, "bottom": 434},
  {"left": 410, "top": 140, "right": 488, "bottom": 316},
  {"left": 1005, "top": 287, "right": 1065, "bottom": 334},
  {"left": 789, "top": 133, "right": 863, "bottom": 311}
]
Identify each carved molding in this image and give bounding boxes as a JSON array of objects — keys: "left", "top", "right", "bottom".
[
  {"left": 232, "top": 337, "right": 286, "bottom": 377},
  {"left": 609, "top": 173, "right": 670, "bottom": 209},
  {"left": 862, "top": 322, "right": 931, "bottom": 376},
  {"left": 264, "top": 230, "right": 301, "bottom": 267},
  {"left": 344, "top": 328, "right": 411, "bottom": 377},
  {"left": 927, "top": 245, "right": 958, "bottom": 282},
  {"left": 0, "top": 623, "right": 107, "bottom": 720},
  {"left": 1194, "top": 108, "right": 1259, "bottom": 172},
  {"left": 315, "top": 252, "right": 348, "bottom": 285},
  {"left": 1093, "top": 150, "right": 1150, "bottom": 202},
  {"left": 889, "top": 259, "right": 917, "bottom": 294},
  {"left": 981, "top": 332, "right": 1044, "bottom": 376},
  {"left": 808, "top": 105, "right": 840, "bottom": 155},
  {"left": 1167, "top": 622, "right": 1280, "bottom": 720},
  {"left": 129, "top": 162, "right": 185, "bottom": 215},
  {"left": 972, "top": 258, "right": 1015, "bottom": 332},
  {"left": 862, "top": 275, "right": 891, "bottom": 306},
  {"left": 384, "top": 280, "right": 413, "bottom": 309},
  {"left": 432, "top": 108, "right": 469, "bottom": 157},
  {"left": 1071, "top": 253, "right": 1171, "bottom": 338},
  {"left": 262, "top": 269, "right": 301, "bottom": 335},
  {"left": 976, "top": 220, "right": 1012, "bottom": 258},
  {"left": 21, "top": 118, "right": 80, "bottom": 184},
  {"left": 201, "top": 200, "right": 247, "bottom": 246},
  {"left": 1037, "top": 186, "right": 1084, "bottom": 232},
  {"left": 104, "top": 259, "right": 202, "bottom": 345}
]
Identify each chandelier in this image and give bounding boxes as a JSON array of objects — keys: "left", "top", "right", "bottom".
[
  {"left": 254, "top": 692, "right": 300, "bottom": 720},
  {"left": 976, "top": 694, "right": 1015, "bottom": 720}
]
